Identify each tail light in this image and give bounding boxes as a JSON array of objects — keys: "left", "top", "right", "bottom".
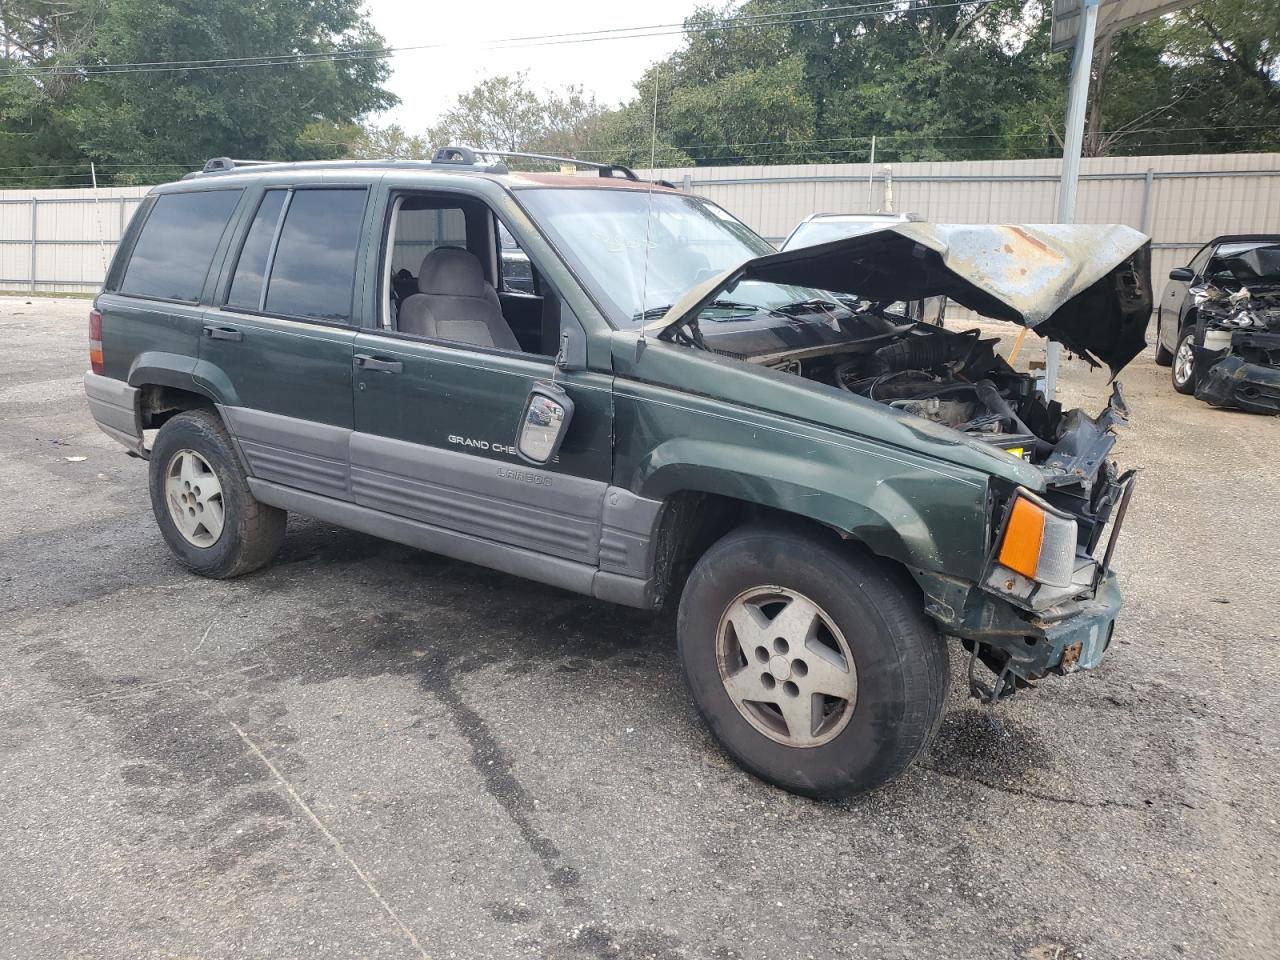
[{"left": 89, "top": 308, "right": 104, "bottom": 375}]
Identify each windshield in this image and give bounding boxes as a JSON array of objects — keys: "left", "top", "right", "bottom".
[
  {"left": 784, "top": 218, "right": 906, "bottom": 250},
  {"left": 517, "top": 187, "right": 832, "bottom": 326},
  {"left": 1207, "top": 242, "right": 1280, "bottom": 285}
]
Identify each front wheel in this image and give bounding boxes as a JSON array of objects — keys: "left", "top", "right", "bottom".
[
  {"left": 1172, "top": 328, "right": 1199, "bottom": 394},
  {"left": 677, "top": 524, "right": 950, "bottom": 798},
  {"left": 148, "top": 409, "right": 286, "bottom": 578}
]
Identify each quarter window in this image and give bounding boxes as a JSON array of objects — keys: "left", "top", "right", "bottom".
[
  {"left": 119, "top": 190, "right": 241, "bottom": 302},
  {"left": 263, "top": 188, "right": 367, "bottom": 322}
]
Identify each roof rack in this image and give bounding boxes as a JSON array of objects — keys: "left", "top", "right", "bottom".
[
  {"left": 433, "top": 146, "right": 641, "bottom": 182},
  {"left": 188, "top": 147, "right": 675, "bottom": 187}
]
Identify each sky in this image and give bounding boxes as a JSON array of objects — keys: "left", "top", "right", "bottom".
[{"left": 362, "top": 0, "right": 702, "bottom": 134}]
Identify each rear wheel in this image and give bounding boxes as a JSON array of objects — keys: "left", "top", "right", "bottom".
[
  {"left": 148, "top": 409, "right": 286, "bottom": 578},
  {"left": 677, "top": 524, "right": 949, "bottom": 798},
  {"left": 1172, "top": 327, "right": 1199, "bottom": 394}
]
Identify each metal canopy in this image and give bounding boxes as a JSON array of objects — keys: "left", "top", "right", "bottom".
[{"left": 1051, "top": 0, "right": 1198, "bottom": 53}]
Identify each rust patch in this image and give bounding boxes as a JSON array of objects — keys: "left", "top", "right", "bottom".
[{"left": 1009, "top": 226, "right": 1053, "bottom": 255}]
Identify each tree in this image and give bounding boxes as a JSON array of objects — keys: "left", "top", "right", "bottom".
[
  {"left": 425, "top": 72, "right": 612, "bottom": 161},
  {"left": 0, "top": 0, "right": 395, "bottom": 184},
  {"left": 597, "top": 0, "right": 1280, "bottom": 165}
]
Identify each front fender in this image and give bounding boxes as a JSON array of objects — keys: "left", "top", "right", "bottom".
[{"left": 632, "top": 436, "right": 992, "bottom": 581}]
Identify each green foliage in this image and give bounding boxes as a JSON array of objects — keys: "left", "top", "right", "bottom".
[
  {"left": 0, "top": 0, "right": 394, "bottom": 185},
  {"left": 1, "top": 0, "right": 1277, "bottom": 183},
  {"left": 595, "top": 0, "right": 1280, "bottom": 166}
]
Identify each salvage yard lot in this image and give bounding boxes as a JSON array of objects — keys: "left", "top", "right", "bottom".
[{"left": 1, "top": 295, "right": 1277, "bottom": 960}]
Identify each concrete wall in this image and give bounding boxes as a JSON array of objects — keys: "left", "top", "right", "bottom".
[{"left": 2, "top": 153, "right": 1277, "bottom": 294}]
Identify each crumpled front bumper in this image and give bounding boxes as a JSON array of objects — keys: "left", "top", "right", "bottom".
[
  {"left": 1194, "top": 349, "right": 1280, "bottom": 415},
  {"left": 912, "top": 567, "right": 1121, "bottom": 682}
]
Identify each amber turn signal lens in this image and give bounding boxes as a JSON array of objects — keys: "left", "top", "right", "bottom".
[{"left": 997, "top": 496, "right": 1045, "bottom": 580}]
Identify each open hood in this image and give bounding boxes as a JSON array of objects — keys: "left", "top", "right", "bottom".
[{"left": 652, "top": 223, "right": 1153, "bottom": 375}]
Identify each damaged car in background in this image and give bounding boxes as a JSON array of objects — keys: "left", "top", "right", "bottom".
[{"left": 1157, "top": 234, "right": 1280, "bottom": 413}]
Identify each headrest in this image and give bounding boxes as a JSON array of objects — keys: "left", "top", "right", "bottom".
[{"left": 419, "top": 247, "right": 486, "bottom": 298}]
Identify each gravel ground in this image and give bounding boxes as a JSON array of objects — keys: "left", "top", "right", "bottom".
[{"left": 1, "top": 295, "right": 1277, "bottom": 960}]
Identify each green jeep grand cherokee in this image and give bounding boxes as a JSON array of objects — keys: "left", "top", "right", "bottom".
[{"left": 84, "top": 148, "right": 1150, "bottom": 797}]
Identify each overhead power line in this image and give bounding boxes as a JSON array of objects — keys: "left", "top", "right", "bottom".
[{"left": 0, "top": 0, "right": 989, "bottom": 79}]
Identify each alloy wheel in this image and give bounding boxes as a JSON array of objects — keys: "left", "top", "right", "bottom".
[
  {"left": 1174, "top": 336, "right": 1196, "bottom": 387},
  {"left": 163, "top": 449, "right": 225, "bottom": 548},
  {"left": 716, "top": 586, "right": 858, "bottom": 748}
]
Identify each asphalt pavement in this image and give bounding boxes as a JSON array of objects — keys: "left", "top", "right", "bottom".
[{"left": 1, "top": 296, "right": 1277, "bottom": 960}]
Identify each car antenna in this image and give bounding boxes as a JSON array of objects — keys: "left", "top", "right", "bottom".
[{"left": 636, "top": 66, "right": 662, "bottom": 362}]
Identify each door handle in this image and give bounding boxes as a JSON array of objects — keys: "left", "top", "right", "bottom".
[
  {"left": 203, "top": 325, "right": 242, "bottom": 342},
  {"left": 354, "top": 353, "right": 403, "bottom": 373}
]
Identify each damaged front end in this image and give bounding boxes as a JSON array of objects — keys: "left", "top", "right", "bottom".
[
  {"left": 1192, "top": 283, "right": 1280, "bottom": 414},
  {"left": 654, "top": 223, "right": 1152, "bottom": 690}
]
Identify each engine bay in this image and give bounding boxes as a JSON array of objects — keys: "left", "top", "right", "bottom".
[
  {"left": 1191, "top": 281, "right": 1280, "bottom": 414},
  {"left": 682, "top": 304, "right": 1066, "bottom": 465}
]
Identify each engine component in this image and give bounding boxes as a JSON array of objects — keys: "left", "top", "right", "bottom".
[{"left": 888, "top": 396, "right": 976, "bottom": 428}]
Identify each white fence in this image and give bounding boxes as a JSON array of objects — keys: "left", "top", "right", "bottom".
[
  {"left": 645, "top": 152, "right": 1280, "bottom": 292},
  {"left": 2, "top": 153, "right": 1278, "bottom": 294},
  {"left": 0, "top": 185, "right": 150, "bottom": 293}
]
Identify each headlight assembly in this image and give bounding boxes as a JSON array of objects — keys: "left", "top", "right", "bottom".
[{"left": 994, "top": 490, "right": 1078, "bottom": 589}]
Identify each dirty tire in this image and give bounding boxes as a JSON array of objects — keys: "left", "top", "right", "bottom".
[
  {"left": 1153, "top": 312, "right": 1174, "bottom": 366},
  {"left": 148, "top": 409, "right": 286, "bottom": 578},
  {"left": 677, "top": 524, "right": 949, "bottom": 799},
  {"left": 1172, "top": 327, "right": 1199, "bottom": 395}
]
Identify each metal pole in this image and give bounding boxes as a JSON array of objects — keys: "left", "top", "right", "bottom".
[
  {"left": 29, "top": 198, "right": 37, "bottom": 292},
  {"left": 1047, "top": 0, "right": 1100, "bottom": 398},
  {"left": 867, "top": 135, "right": 876, "bottom": 212},
  {"left": 1139, "top": 166, "right": 1154, "bottom": 233}
]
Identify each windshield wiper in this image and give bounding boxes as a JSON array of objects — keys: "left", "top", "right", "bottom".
[
  {"left": 775, "top": 297, "right": 847, "bottom": 317},
  {"left": 705, "top": 299, "right": 797, "bottom": 322},
  {"left": 633, "top": 299, "right": 789, "bottom": 324}
]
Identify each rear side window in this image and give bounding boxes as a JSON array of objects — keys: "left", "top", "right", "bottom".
[
  {"left": 264, "top": 189, "right": 366, "bottom": 322},
  {"left": 119, "top": 190, "right": 241, "bottom": 301},
  {"left": 226, "top": 190, "right": 287, "bottom": 309}
]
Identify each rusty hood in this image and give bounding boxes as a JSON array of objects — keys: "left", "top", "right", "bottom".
[{"left": 653, "top": 223, "right": 1154, "bottom": 375}]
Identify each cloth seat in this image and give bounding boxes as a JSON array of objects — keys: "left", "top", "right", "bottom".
[{"left": 398, "top": 247, "right": 520, "bottom": 351}]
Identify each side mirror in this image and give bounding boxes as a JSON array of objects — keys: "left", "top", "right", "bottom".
[
  {"left": 517, "top": 382, "right": 574, "bottom": 465},
  {"left": 1169, "top": 267, "right": 1195, "bottom": 282}
]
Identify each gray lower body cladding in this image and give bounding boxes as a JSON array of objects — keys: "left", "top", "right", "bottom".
[
  {"left": 247, "top": 478, "right": 657, "bottom": 609},
  {"left": 84, "top": 371, "right": 144, "bottom": 455},
  {"left": 219, "top": 404, "right": 664, "bottom": 605}
]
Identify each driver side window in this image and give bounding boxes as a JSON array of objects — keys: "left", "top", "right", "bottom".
[
  {"left": 380, "top": 192, "right": 559, "bottom": 358},
  {"left": 387, "top": 205, "right": 467, "bottom": 323},
  {"left": 1188, "top": 244, "right": 1215, "bottom": 279}
]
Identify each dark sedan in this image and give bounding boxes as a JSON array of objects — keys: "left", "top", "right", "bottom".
[{"left": 1155, "top": 234, "right": 1280, "bottom": 413}]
